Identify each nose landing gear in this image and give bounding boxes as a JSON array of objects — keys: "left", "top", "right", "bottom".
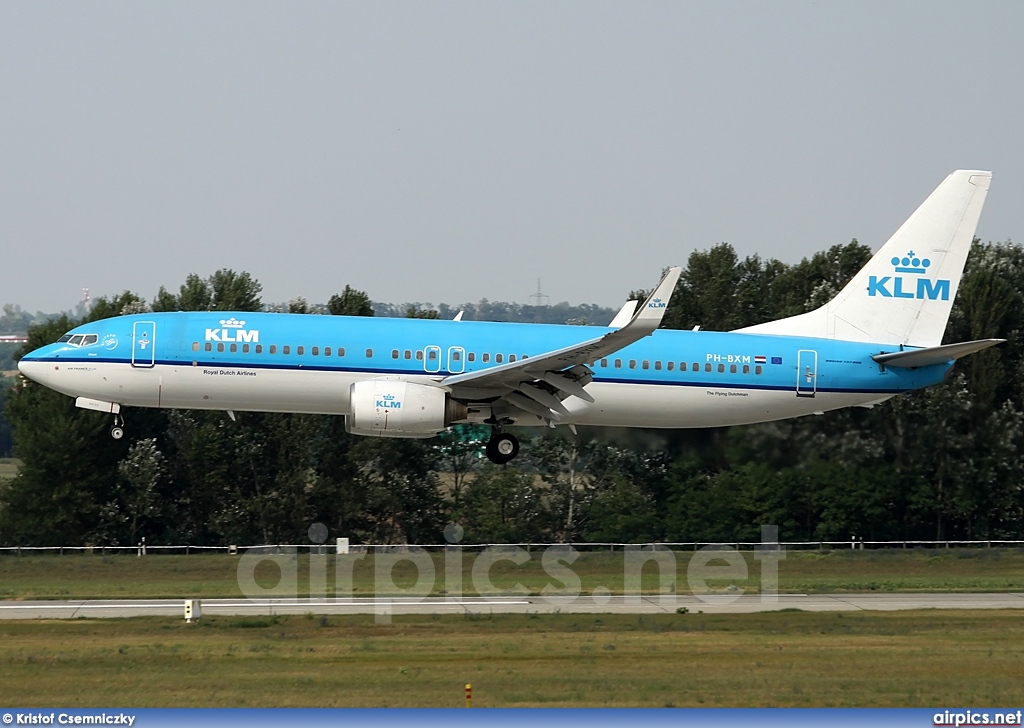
[
  {"left": 485, "top": 430, "right": 519, "bottom": 465},
  {"left": 110, "top": 413, "right": 125, "bottom": 440}
]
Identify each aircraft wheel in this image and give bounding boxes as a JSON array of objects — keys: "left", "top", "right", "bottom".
[
  {"left": 110, "top": 426, "right": 124, "bottom": 440},
  {"left": 486, "top": 433, "right": 519, "bottom": 464}
]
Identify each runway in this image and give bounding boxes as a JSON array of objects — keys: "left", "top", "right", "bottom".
[{"left": 2, "top": 592, "right": 1024, "bottom": 619}]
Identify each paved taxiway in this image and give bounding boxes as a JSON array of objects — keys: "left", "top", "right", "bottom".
[{"left": 2, "top": 593, "right": 1024, "bottom": 619}]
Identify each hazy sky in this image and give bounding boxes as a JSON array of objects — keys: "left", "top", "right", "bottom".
[{"left": 2, "top": 1, "right": 1022, "bottom": 314}]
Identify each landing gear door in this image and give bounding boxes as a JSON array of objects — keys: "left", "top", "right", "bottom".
[
  {"left": 131, "top": 321, "right": 156, "bottom": 369},
  {"left": 796, "top": 349, "right": 817, "bottom": 398}
]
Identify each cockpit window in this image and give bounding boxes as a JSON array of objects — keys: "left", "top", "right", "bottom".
[{"left": 62, "top": 333, "right": 98, "bottom": 347}]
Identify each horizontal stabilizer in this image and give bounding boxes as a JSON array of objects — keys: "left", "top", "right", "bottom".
[{"left": 872, "top": 339, "right": 1005, "bottom": 368}]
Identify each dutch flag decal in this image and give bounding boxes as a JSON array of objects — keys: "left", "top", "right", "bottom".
[{"left": 754, "top": 355, "right": 767, "bottom": 364}]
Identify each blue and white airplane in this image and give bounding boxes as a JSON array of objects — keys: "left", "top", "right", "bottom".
[{"left": 18, "top": 170, "right": 1001, "bottom": 464}]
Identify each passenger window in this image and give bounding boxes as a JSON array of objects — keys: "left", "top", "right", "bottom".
[
  {"left": 416, "top": 350, "right": 423, "bottom": 361},
  {"left": 205, "top": 343, "right": 212, "bottom": 352},
  {"left": 297, "top": 346, "right": 304, "bottom": 355},
  {"left": 256, "top": 344, "right": 263, "bottom": 354},
  {"left": 483, "top": 353, "right": 490, "bottom": 363},
  {"left": 667, "top": 361, "right": 674, "bottom": 371},
  {"left": 629, "top": 360, "right": 636, "bottom": 369},
  {"left": 717, "top": 363, "right": 725, "bottom": 373},
  {"left": 312, "top": 347, "right": 319, "bottom": 356},
  {"left": 324, "top": 347, "right": 330, "bottom": 356},
  {"left": 468, "top": 352, "right": 476, "bottom": 362},
  {"left": 614, "top": 359, "right": 622, "bottom": 368},
  {"left": 230, "top": 343, "right": 237, "bottom": 353},
  {"left": 730, "top": 364, "right": 737, "bottom": 373},
  {"left": 404, "top": 350, "right": 412, "bottom": 360},
  {"left": 452, "top": 351, "right": 461, "bottom": 361},
  {"left": 496, "top": 354, "right": 503, "bottom": 363},
  {"left": 756, "top": 365, "right": 763, "bottom": 375},
  {"left": 508, "top": 354, "right": 515, "bottom": 362},
  {"left": 283, "top": 346, "right": 291, "bottom": 355},
  {"left": 192, "top": 342, "right": 200, "bottom": 352},
  {"left": 270, "top": 345, "right": 277, "bottom": 354},
  {"left": 601, "top": 358, "right": 608, "bottom": 368},
  {"left": 243, "top": 344, "right": 250, "bottom": 353},
  {"left": 743, "top": 364, "right": 750, "bottom": 374},
  {"left": 392, "top": 349, "right": 399, "bottom": 359},
  {"left": 654, "top": 361, "right": 661, "bottom": 370},
  {"left": 217, "top": 343, "right": 225, "bottom": 352},
  {"left": 366, "top": 348, "right": 373, "bottom": 358},
  {"left": 704, "top": 363, "right": 712, "bottom": 372},
  {"left": 428, "top": 349, "right": 436, "bottom": 360},
  {"left": 338, "top": 347, "right": 345, "bottom": 357},
  {"left": 642, "top": 360, "right": 650, "bottom": 370}
]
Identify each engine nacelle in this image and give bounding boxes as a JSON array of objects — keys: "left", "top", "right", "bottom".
[{"left": 346, "top": 379, "right": 466, "bottom": 438}]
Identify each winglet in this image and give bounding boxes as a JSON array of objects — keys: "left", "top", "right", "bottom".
[
  {"left": 629, "top": 267, "right": 681, "bottom": 333},
  {"left": 608, "top": 300, "right": 638, "bottom": 328}
]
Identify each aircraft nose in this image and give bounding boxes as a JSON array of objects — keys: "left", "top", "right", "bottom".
[{"left": 17, "top": 356, "right": 47, "bottom": 385}]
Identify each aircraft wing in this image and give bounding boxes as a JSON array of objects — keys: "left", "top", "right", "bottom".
[{"left": 439, "top": 267, "right": 681, "bottom": 422}]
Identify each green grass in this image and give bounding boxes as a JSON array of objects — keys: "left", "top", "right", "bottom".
[
  {"left": 2, "top": 548, "right": 1024, "bottom": 600},
  {"left": 0, "top": 611, "right": 1021, "bottom": 706}
]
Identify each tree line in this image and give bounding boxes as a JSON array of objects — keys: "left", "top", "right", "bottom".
[{"left": 2, "top": 239, "right": 1023, "bottom": 547}]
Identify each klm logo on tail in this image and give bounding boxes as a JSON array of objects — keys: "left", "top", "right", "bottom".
[{"left": 868, "top": 252, "right": 950, "bottom": 301}]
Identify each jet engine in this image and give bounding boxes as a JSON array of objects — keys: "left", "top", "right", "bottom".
[{"left": 346, "top": 379, "right": 467, "bottom": 438}]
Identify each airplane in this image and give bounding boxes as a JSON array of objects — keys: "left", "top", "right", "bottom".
[{"left": 18, "top": 170, "right": 1002, "bottom": 464}]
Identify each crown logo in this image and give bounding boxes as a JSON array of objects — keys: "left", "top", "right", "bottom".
[
  {"left": 220, "top": 318, "right": 246, "bottom": 328},
  {"left": 891, "top": 252, "right": 931, "bottom": 275},
  {"left": 383, "top": 394, "right": 396, "bottom": 400}
]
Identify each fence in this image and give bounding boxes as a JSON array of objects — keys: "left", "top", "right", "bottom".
[{"left": 1, "top": 539, "right": 1024, "bottom": 556}]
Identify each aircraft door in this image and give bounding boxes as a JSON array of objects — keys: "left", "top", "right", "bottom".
[
  {"left": 796, "top": 349, "right": 817, "bottom": 398},
  {"left": 448, "top": 346, "right": 465, "bottom": 374},
  {"left": 131, "top": 321, "right": 157, "bottom": 369},
  {"left": 423, "top": 345, "right": 441, "bottom": 373}
]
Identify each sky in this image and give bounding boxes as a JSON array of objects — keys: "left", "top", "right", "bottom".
[{"left": 2, "top": 1, "right": 1022, "bottom": 314}]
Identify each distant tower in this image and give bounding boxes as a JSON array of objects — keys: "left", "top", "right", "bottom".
[
  {"left": 82, "top": 288, "right": 91, "bottom": 310},
  {"left": 529, "top": 278, "right": 549, "bottom": 307}
]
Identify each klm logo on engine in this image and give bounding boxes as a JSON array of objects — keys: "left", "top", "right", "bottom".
[
  {"left": 376, "top": 394, "right": 401, "bottom": 409},
  {"left": 205, "top": 318, "right": 260, "bottom": 343},
  {"left": 868, "top": 252, "right": 950, "bottom": 301}
]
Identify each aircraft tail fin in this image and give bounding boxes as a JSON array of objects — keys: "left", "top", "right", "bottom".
[{"left": 736, "top": 170, "right": 992, "bottom": 347}]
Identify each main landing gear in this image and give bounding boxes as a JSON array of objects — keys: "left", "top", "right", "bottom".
[
  {"left": 485, "top": 430, "right": 519, "bottom": 465},
  {"left": 110, "top": 413, "right": 125, "bottom": 440}
]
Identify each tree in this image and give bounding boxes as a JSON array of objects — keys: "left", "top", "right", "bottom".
[
  {"left": 328, "top": 286, "right": 374, "bottom": 317},
  {"left": 152, "top": 270, "right": 263, "bottom": 312}
]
